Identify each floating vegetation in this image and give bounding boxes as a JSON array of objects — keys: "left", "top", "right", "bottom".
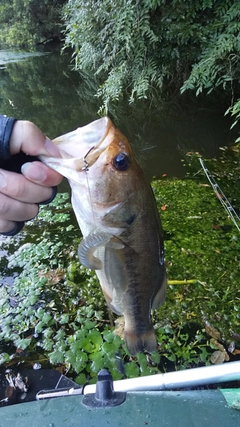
[
  {"left": 152, "top": 178, "right": 240, "bottom": 339},
  {"left": 0, "top": 148, "right": 240, "bottom": 383}
]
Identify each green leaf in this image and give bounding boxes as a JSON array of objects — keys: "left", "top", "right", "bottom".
[
  {"left": 49, "top": 350, "right": 65, "bottom": 364},
  {"left": 15, "top": 338, "right": 32, "bottom": 350},
  {"left": 42, "top": 338, "right": 54, "bottom": 351},
  {"left": 73, "top": 359, "right": 87, "bottom": 374},
  {"left": 90, "top": 357, "right": 105, "bottom": 374},
  {"left": 0, "top": 352, "right": 10, "bottom": 365},
  {"left": 125, "top": 362, "right": 140, "bottom": 378},
  {"left": 59, "top": 314, "right": 69, "bottom": 324},
  {"left": 101, "top": 342, "right": 116, "bottom": 356},
  {"left": 75, "top": 373, "right": 87, "bottom": 385},
  {"left": 88, "top": 330, "right": 102, "bottom": 347},
  {"left": 102, "top": 329, "right": 114, "bottom": 343}
]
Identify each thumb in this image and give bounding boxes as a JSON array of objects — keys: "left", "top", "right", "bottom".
[{"left": 10, "top": 120, "right": 61, "bottom": 158}]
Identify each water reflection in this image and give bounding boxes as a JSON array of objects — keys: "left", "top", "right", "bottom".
[
  {"left": 0, "top": 50, "right": 47, "bottom": 65},
  {"left": 0, "top": 50, "right": 238, "bottom": 177}
]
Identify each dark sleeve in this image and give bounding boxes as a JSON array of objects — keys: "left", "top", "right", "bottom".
[
  {"left": 0, "top": 116, "right": 25, "bottom": 236},
  {"left": 0, "top": 114, "right": 16, "bottom": 162},
  {"left": 0, "top": 115, "right": 38, "bottom": 172}
]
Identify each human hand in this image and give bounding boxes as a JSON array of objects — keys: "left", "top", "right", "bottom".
[{"left": 0, "top": 120, "right": 63, "bottom": 235}]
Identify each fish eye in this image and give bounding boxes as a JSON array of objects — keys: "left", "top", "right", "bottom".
[{"left": 113, "top": 152, "right": 129, "bottom": 171}]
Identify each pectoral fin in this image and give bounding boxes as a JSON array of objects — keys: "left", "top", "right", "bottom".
[
  {"left": 100, "top": 244, "right": 128, "bottom": 314},
  {"left": 78, "top": 232, "right": 113, "bottom": 270}
]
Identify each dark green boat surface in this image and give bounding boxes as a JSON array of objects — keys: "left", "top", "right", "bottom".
[{"left": 0, "top": 389, "right": 240, "bottom": 427}]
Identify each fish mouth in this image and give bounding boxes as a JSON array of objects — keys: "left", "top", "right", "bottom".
[{"left": 52, "top": 117, "right": 113, "bottom": 171}]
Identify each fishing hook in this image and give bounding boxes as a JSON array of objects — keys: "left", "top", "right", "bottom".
[{"left": 82, "top": 146, "right": 95, "bottom": 172}]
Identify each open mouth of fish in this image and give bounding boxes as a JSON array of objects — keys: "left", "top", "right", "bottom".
[{"left": 43, "top": 117, "right": 113, "bottom": 177}]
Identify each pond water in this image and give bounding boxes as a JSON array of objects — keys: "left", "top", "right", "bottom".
[
  {"left": 0, "top": 49, "right": 240, "bottom": 379},
  {"left": 0, "top": 49, "right": 238, "bottom": 178},
  {"left": 0, "top": 50, "right": 46, "bottom": 65}
]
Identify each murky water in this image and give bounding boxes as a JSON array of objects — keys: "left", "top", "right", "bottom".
[{"left": 0, "top": 49, "right": 238, "bottom": 178}]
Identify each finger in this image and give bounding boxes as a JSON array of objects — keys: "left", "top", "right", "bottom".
[
  {"left": 39, "top": 186, "right": 57, "bottom": 206},
  {"left": 10, "top": 121, "right": 61, "bottom": 157},
  {"left": 0, "top": 169, "right": 54, "bottom": 204},
  {"left": 0, "top": 218, "right": 17, "bottom": 234},
  {"left": 0, "top": 193, "right": 39, "bottom": 222},
  {"left": 21, "top": 161, "right": 63, "bottom": 187},
  {"left": 0, "top": 220, "right": 24, "bottom": 236}
]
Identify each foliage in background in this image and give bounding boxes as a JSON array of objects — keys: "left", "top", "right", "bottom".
[
  {"left": 1, "top": 1, "right": 240, "bottom": 130},
  {"left": 64, "top": 0, "right": 240, "bottom": 126},
  {"left": 180, "top": 1, "right": 240, "bottom": 133},
  {"left": 1, "top": 146, "right": 240, "bottom": 381},
  {"left": 64, "top": 0, "right": 165, "bottom": 109},
  {"left": 0, "top": 0, "right": 66, "bottom": 48}
]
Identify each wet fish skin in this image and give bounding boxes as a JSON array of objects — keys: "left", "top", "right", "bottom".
[
  {"left": 97, "top": 183, "right": 167, "bottom": 356},
  {"left": 40, "top": 117, "right": 167, "bottom": 355}
]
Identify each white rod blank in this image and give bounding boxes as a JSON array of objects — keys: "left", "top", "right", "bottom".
[{"left": 84, "top": 361, "right": 240, "bottom": 394}]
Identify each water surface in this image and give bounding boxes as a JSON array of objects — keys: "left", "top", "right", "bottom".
[{"left": 0, "top": 50, "right": 238, "bottom": 178}]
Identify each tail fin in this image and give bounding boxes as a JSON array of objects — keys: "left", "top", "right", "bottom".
[{"left": 124, "top": 328, "right": 157, "bottom": 356}]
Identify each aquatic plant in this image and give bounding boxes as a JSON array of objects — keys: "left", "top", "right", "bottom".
[
  {"left": 153, "top": 176, "right": 240, "bottom": 337},
  {"left": 0, "top": 151, "right": 240, "bottom": 382}
]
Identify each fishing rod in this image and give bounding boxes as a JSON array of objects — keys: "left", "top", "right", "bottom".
[
  {"left": 199, "top": 158, "right": 240, "bottom": 232},
  {"left": 36, "top": 361, "right": 240, "bottom": 399},
  {"left": 84, "top": 361, "right": 240, "bottom": 394}
]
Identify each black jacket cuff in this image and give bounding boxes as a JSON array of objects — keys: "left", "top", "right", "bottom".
[{"left": 0, "top": 115, "right": 16, "bottom": 160}]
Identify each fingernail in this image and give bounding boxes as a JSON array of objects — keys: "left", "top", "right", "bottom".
[
  {"left": 0, "top": 172, "right": 6, "bottom": 189},
  {"left": 45, "top": 137, "right": 61, "bottom": 157},
  {"left": 21, "top": 163, "right": 47, "bottom": 182}
]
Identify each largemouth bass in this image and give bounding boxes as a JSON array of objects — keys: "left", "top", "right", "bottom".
[{"left": 40, "top": 117, "right": 167, "bottom": 355}]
